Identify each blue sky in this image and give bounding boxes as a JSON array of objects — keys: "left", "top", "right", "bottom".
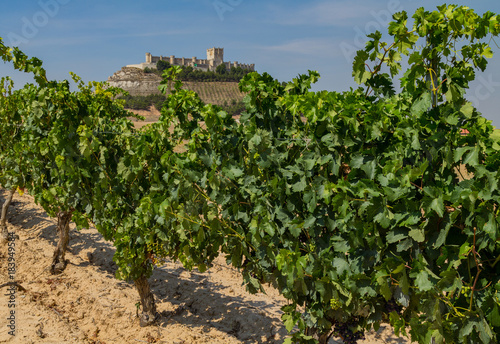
[{"left": 1, "top": 0, "right": 500, "bottom": 126}]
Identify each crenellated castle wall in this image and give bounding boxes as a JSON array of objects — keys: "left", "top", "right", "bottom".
[{"left": 126, "top": 47, "right": 255, "bottom": 72}]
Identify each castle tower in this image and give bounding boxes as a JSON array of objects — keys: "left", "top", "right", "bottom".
[
  {"left": 207, "top": 47, "right": 224, "bottom": 70},
  {"left": 145, "top": 52, "right": 152, "bottom": 63}
]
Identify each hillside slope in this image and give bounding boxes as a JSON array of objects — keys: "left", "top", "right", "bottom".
[{"left": 107, "top": 67, "right": 245, "bottom": 105}]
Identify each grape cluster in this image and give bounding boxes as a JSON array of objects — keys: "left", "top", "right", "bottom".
[
  {"left": 333, "top": 318, "right": 365, "bottom": 344},
  {"left": 146, "top": 241, "right": 167, "bottom": 267},
  {"left": 384, "top": 298, "right": 403, "bottom": 314}
]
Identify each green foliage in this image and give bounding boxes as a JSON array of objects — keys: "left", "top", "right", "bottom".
[
  {"left": 0, "top": 77, "right": 26, "bottom": 190},
  {"left": 156, "top": 60, "right": 171, "bottom": 72},
  {"left": 177, "top": 65, "right": 252, "bottom": 82},
  {"left": 119, "top": 93, "right": 167, "bottom": 110},
  {"left": 0, "top": 37, "right": 47, "bottom": 85},
  {"left": 179, "top": 5, "right": 500, "bottom": 343},
  {"left": 220, "top": 99, "right": 245, "bottom": 116},
  {"left": 139, "top": 63, "right": 251, "bottom": 81},
  {"left": 216, "top": 63, "right": 227, "bottom": 75}
]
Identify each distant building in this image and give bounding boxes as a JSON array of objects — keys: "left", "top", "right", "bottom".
[{"left": 126, "top": 47, "right": 255, "bottom": 72}]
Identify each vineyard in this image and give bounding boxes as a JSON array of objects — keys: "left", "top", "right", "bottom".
[
  {"left": 0, "top": 188, "right": 415, "bottom": 343},
  {"left": 0, "top": 188, "right": 290, "bottom": 343},
  {"left": 1, "top": 5, "right": 500, "bottom": 344},
  {"left": 156, "top": 81, "right": 245, "bottom": 106}
]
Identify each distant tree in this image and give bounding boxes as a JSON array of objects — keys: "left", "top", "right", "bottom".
[
  {"left": 216, "top": 63, "right": 227, "bottom": 75},
  {"left": 172, "top": 65, "right": 252, "bottom": 82},
  {"left": 156, "top": 60, "right": 171, "bottom": 72},
  {"left": 232, "top": 66, "right": 243, "bottom": 76},
  {"left": 119, "top": 94, "right": 167, "bottom": 110},
  {"left": 178, "top": 66, "right": 194, "bottom": 81}
]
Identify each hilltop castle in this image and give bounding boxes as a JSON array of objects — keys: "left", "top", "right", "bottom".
[{"left": 126, "top": 47, "right": 255, "bottom": 72}]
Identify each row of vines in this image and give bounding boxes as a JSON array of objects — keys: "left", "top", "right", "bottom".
[{"left": 2, "top": 5, "right": 500, "bottom": 344}]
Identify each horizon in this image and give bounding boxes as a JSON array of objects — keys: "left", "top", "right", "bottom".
[{"left": 1, "top": 0, "right": 500, "bottom": 126}]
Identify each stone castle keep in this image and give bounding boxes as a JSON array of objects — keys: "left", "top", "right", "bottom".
[{"left": 127, "top": 47, "right": 255, "bottom": 72}]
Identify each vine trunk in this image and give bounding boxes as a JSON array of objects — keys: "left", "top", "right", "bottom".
[
  {"left": 0, "top": 188, "right": 15, "bottom": 243},
  {"left": 134, "top": 274, "right": 157, "bottom": 327},
  {"left": 50, "top": 211, "right": 72, "bottom": 274}
]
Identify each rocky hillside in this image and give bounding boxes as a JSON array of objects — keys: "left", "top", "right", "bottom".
[{"left": 107, "top": 67, "right": 163, "bottom": 96}]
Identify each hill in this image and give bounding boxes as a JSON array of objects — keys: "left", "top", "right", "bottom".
[{"left": 107, "top": 67, "right": 246, "bottom": 106}]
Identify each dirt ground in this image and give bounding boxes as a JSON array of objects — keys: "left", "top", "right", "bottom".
[{"left": 0, "top": 189, "right": 413, "bottom": 344}]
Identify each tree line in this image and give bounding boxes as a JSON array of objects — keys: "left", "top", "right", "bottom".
[
  {"left": 119, "top": 93, "right": 245, "bottom": 116},
  {"left": 143, "top": 59, "right": 253, "bottom": 82}
]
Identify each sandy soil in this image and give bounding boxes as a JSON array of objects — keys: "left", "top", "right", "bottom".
[
  {"left": 0, "top": 189, "right": 413, "bottom": 344},
  {"left": 127, "top": 107, "right": 161, "bottom": 129}
]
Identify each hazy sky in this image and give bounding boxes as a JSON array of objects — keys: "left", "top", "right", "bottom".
[{"left": 1, "top": 0, "right": 500, "bottom": 126}]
